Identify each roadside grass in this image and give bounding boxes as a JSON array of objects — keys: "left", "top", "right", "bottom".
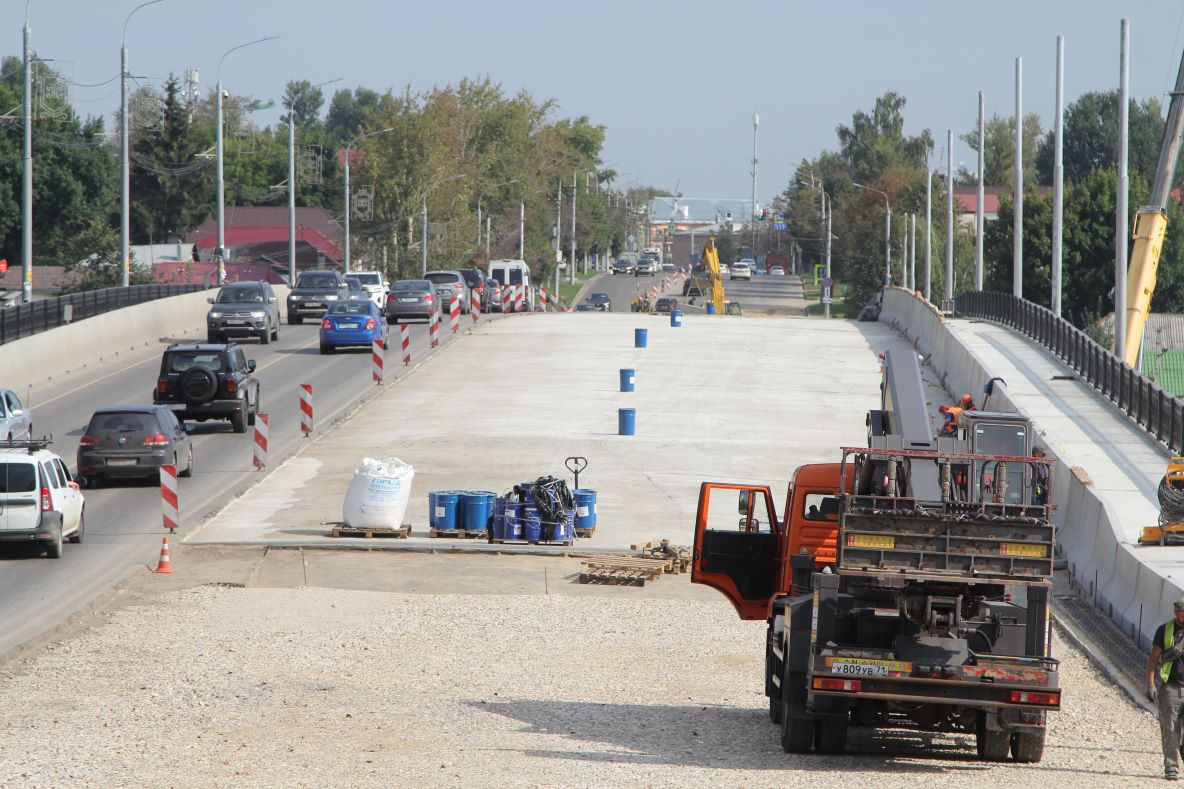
[{"left": 802, "top": 278, "right": 855, "bottom": 318}]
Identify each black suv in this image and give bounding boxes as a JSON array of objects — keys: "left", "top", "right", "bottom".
[
  {"left": 287, "top": 270, "right": 348, "bottom": 324},
  {"left": 153, "top": 343, "right": 261, "bottom": 433},
  {"left": 457, "top": 267, "right": 489, "bottom": 309}
]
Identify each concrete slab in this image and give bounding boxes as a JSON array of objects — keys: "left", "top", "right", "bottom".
[{"left": 185, "top": 312, "right": 925, "bottom": 552}]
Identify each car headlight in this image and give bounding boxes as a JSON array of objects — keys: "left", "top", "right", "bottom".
[
  {"left": 209, "top": 311, "right": 224, "bottom": 318},
  {"left": 250, "top": 310, "right": 265, "bottom": 318},
  {"left": 324, "top": 294, "right": 339, "bottom": 301}
]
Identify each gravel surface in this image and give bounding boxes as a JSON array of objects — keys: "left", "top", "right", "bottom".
[{"left": 0, "top": 586, "right": 1164, "bottom": 787}]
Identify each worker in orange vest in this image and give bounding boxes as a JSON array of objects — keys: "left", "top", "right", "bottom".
[{"left": 938, "top": 404, "right": 964, "bottom": 436}]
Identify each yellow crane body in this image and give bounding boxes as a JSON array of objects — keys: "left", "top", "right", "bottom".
[{"left": 1123, "top": 208, "right": 1169, "bottom": 367}]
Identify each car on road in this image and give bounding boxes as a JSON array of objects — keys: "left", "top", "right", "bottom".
[
  {"left": 206, "top": 281, "right": 281, "bottom": 344},
  {"left": 587, "top": 292, "right": 612, "bottom": 312},
  {"left": 320, "top": 300, "right": 388, "bottom": 354},
  {"left": 575, "top": 300, "right": 597, "bottom": 312},
  {"left": 655, "top": 296, "right": 678, "bottom": 313},
  {"left": 424, "top": 270, "right": 471, "bottom": 314},
  {"left": 613, "top": 258, "right": 635, "bottom": 275},
  {"left": 0, "top": 388, "right": 32, "bottom": 441},
  {"left": 350, "top": 271, "right": 388, "bottom": 307},
  {"left": 661, "top": 262, "right": 676, "bottom": 273},
  {"left": 718, "top": 262, "right": 730, "bottom": 275},
  {"left": 385, "top": 279, "right": 438, "bottom": 324},
  {"left": 730, "top": 260, "right": 753, "bottom": 281},
  {"left": 635, "top": 258, "right": 658, "bottom": 276},
  {"left": 485, "top": 278, "right": 504, "bottom": 312},
  {"left": 457, "top": 268, "right": 488, "bottom": 310},
  {"left": 287, "top": 270, "right": 349, "bottom": 324},
  {"left": 77, "top": 405, "right": 193, "bottom": 487},
  {"left": 153, "top": 342, "right": 260, "bottom": 434},
  {"left": 345, "top": 276, "right": 368, "bottom": 302},
  {"left": 0, "top": 437, "right": 84, "bottom": 557},
  {"left": 768, "top": 264, "right": 786, "bottom": 276}
]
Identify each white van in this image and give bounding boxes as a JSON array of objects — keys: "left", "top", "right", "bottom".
[{"left": 487, "top": 259, "right": 535, "bottom": 312}]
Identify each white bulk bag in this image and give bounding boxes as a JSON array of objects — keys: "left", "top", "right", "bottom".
[{"left": 342, "top": 456, "right": 414, "bottom": 528}]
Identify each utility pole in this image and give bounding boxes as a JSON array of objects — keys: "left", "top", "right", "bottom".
[
  {"left": 518, "top": 198, "right": 525, "bottom": 258},
  {"left": 925, "top": 169, "right": 932, "bottom": 301},
  {"left": 1014, "top": 56, "right": 1024, "bottom": 299},
  {"left": 975, "top": 91, "right": 985, "bottom": 291},
  {"left": 946, "top": 130, "right": 955, "bottom": 301},
  {"left": 910, "top": 213, "right": 917, "bottom": 292},
  {"left": 1116, "top": 20, "right": 1129, "bottom": 354},
  {"left": 1053, "top": 35, "right": 1066, "bottom": 317},
  {"left": 21, "top": 4, "right": 32, "bottom": 303},
  {"left": 569, "top": 171, "right": 576, "bottom": 286},
  {"left": 751, "top": 112, "right": 759, "bottom": 258},
  {"left": 824, "top": 193, "right": 832, "bottom": 319},
  {"left": 288, "top": 111, "right": 296, "bottom": 285},
  {"left": 554, "top": 181, "right": 562, "bottom": 297}
]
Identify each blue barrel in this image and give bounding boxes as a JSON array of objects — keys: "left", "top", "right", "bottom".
[
  {"left": 618, "top": 407, "right": 636, "bottom": 436},
  {"left": 523, "top": 506, "right": 542, "bottom": 542},
  {"left": 573, "top": 488, "right": 597, "bottom": 531},
  {"left": 619, "top": 368, "right": 635, "bottom": 392},
  {"left": 634, "top": 327, "right": 647, "bottom": 348},
  {"left": 503, "top": 500, "right": 523, "bottom": 540},
  {"left": 460, "top": 491, "right": 496, "bottom": 533},
  {"left": 429, "top": 490, "right": 460, "bottom": 530},
  {"left": 706, "top": 303, "right": 717, "bottom": 315},
  {"left": 670, "top": 310, "right": 682, "bottom": 327},
  {"left": 545, "top": 509, "right": 574, "bottom": 542},
  {"left": 493, "top": 496, "right": 507, "bottom": 540}
]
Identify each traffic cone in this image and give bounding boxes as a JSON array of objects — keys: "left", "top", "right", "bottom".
[{"left": 154, "top": 536, "right": 174, "bottom": 574}]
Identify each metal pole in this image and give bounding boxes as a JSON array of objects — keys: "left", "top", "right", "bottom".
[
  {"left": 343, "top": 150, "right": 351, "bottom": 273},
  {"left": 910, "top": 212, "right": 917, "bottom": 291},
  {"left": 1014, "top": 56, "right": 1024, "bottom": 299},
  {"left": 1117, "top": 20, "right": 1130, "bottom": 356},
  {"left": 215, "top": 79, "right": 225, "bottom": 285},
  {"left": 288, "top": 112, "right": 296, "bottom": 286},
  {"left": 947, "top": 129, "right": 955, "bottom": 300},
  {"left": 900, "top": 215, "right": 907, "bottom": 287},
  {"left": 824, "top": 194, "right": 832, "bottom": 319},
  {"left": 569, "top": 171, "right": 576, "bottom": 286},
  {"left": 1053, "top": 35, "right": 1065, "bottom": 316},
  {"left": 885, "top": 201, "right": 892, "bottom": 287},
  {"left": 476, "top": 196, "right": 482, "bottom": 248},
  {"left": 21, "top": 11, "right": 32, "bottom": 303},
  {"left": 554, "top": 182, "right": 561, "bottom": 296},
  {"left": 975, "top": 90, "right": 985, "bottom": 291},
  {"left": 751, "top": 112, "right": 759, "bottom": 257},
  {"left": 486, "top": 216, "right": 491, "bottom": 255},
  {"left": 120, "top": 44, "right": 130, "bottom": 288},
  {"left": 925, "top": 170, "right": 932, "bottom": 301},
  {"left": 420, "top": 194, "right": 427, "bottom": 276},
  {"left": 518, "top": 198, "right": 525, "bottom": 258}
]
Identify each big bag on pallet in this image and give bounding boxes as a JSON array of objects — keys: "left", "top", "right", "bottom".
[{"left": 343, "top": 457, "right": 414, "bottom": 528}]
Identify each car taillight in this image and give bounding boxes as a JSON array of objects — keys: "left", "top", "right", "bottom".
[
  {"left": 813, "top": 678, "right": 862, "bottom": 692},
  {"left": 1010, "top": 690, "right": 1059, "bottom": 706},
  {"left": 157, "top": 378, "right": 168, "bottom": 396},
  {"left": 453, "top": 282, "right": 462, "bottom": 289},
  {"left": 387, "top": 293, "right": 396, "bottom": 302},
  {"left": 322, "top": 319, "right": 333, "bottom": 330},
  {"left": 424, "top": 294, "right": 434, "bottom": 302},
  {"left": 40, "top": 486, "right": 51, "bottom": 511},
  {"left": 143, "top": 433, "right": 169, "bottom": 447},
  {"left": 225, "top": 377, "right": 237, "bottom": 395},
  {"left": 79, "top": 435, "right": 100, "bottom": 446},
  {"left": 364, "top": 319, "right": 375, "bottom": 331}
]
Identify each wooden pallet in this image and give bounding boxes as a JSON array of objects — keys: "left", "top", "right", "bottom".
[
  {"left": 630, "top": 539, "right": 692, "bottom": 573},
  {"left": 578, "top": 567, "right": 651, "bottom": 586},
  {"left": 330, "top": 524, "right": 411, "bottom": 539},
  {"left": 575, "top": 528, "right": 596, "bottom": 539},
  {"left": 578, "top": 556, "right": 673, "bottom": 586},
  {"left": 429, "top": 527, "right": 488, "bottom": 540}
]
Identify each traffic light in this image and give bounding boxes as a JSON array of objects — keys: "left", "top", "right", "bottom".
[{"left": 759, "top": 208, "right": 768, "bottom": 220}]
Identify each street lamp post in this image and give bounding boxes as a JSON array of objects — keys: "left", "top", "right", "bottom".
[
  {"left": 476, "top": 179, "right": 517, "bottom": 251},
  {"left": 517, "top": 188, "right": 545, "bottom": 260},
  {"left": 216, "top": 35, "right": 278, "bottom": 286},
  {"left": 289, "top": 77, "right": 341, "bottom": 286},
  {"left": 853, "top": 182, "right": 891, "bottom": 287},
  {"left": 797, "top": 178, "right": 832, "bottom": 318},
  {"left": 343, "top": 127, "right": 394, "bottom": 273},
  {"left": 21, "top": 0, "right": 32, "bottom": 303},
  {"left": 420, "top": 174, "right": 467, "bottom": 276},
  {"left": 120, "top": 0, "right": 166, "bottom": 289}
]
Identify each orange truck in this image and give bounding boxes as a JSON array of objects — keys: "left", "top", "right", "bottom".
[{"left": 692, "top": 349, "right": 1059, "bottom": 762}]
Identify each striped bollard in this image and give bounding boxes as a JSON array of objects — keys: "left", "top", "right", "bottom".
[
  {"left": 450, "top": 296, "right": 460, "bottom": 333},
  {"left": 515, "top": 283, "right": 525, "bottom": 312},
  {"left": 550, "top": 290, "right": 561, "bottom": 311},
  {"left": 299, "top": 384, "right": 313, "bottom": 435},
  {"left": 429, "top": 309, "right": 440, "bottom": 347},
  {"left": 160, "top": 464, "right": 179, "bottom": 533},
  {"left": 538, "top": 287, "right": 548, "bottom": 312},
  {"left": 253, "top": 413, "right": 269, "bottom": 470},
  {"left": 400, "top": 323, "right": 411, "bottom": 366},
  {"left": 372, "top": 339, "right": 385, "bottom": 383},
  {"left": 471, "top": 289, "right": 481, "bottom": 322}
]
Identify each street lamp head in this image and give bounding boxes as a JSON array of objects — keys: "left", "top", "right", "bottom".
[
  {"left": 218, "top": 35, "right": 280, "bottom": 82},
  {"left": 123, "top": 0, "right": 167, "bottom": 46}
]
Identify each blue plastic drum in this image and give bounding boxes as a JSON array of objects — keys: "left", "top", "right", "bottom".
[
  {"left": 502, "top": 500, "right": 523, "bottom": 540},
  {"left": 573, "top": 488, "right": 597, "bottom": 531},
  {"left": 618, "top": 408, "right": 636, "bottom": 436},
  {"left": 634, "top": 327, "right": 648, "bottom": 348},
  {"left": 429, "top": 491, "right": 460, "bottom": 531},
  {"left": 670, "top": 310, "right": 682, "bottom": 327},
  {"left": 619, "top": 368, "right": 635, "bottom": 392},
  {"left": 459, "top": 491, "right": 496, "bottom": 533},
  {"left": 523, "top": 506, "right": 542, "bottom": 542}
]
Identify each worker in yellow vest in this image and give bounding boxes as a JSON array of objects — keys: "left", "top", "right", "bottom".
[{"left": 1149, "top": 597, "right": 1184, "bottom": 780}]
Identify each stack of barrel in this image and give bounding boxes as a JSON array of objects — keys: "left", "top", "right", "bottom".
[{"left": 427, "top": 490, "right": 497, "bottom": 537}]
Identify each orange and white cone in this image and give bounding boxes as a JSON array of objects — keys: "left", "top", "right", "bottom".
[{"left": 154, "top": 536, "right": 174, "bottom": 574}]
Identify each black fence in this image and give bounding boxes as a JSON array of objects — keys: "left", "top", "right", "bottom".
[
  {"left": 0, "top": 284, "right": 209, "bottom": 347},
  {"left": 955, "top": 290, "right": 1184, "bottom": 454}
]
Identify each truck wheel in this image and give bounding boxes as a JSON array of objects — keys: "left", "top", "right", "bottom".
[
  {"left": 814, "top": 717, "right": 848, "bottom": 754},
  {"left": 975, "top": 712, "right": 1011, "bottom": 761},
  {"left": 766, "top": 633, "right": 783, "bottom": 725},
  {"left": 779, "top": 670, "right": 813, "bottom": 753},
  {"left": 1010, "top": 730, "right": 1045, "bottom": 763}
]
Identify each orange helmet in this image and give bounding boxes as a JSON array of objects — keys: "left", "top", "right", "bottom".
[{"left": 959, "top": 394, "right": 974, "bottom": 407}]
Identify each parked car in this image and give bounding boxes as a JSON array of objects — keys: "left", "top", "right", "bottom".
[
  {"left": 424, "top": 270, "right": 471, "bottom": 314},
  {"left": 77, "top": 405, "right": 193, "bottom": 486},
  {"left": 0, "top": 437, "right": 84, "bottom": 557},
  {"left": 207, "top": 281, "right": 281, "bottom": 344},
  {"left": 487, "top": 259, "right": 534, "bottom": 312},
  {"left": 768, "top": 265, "right": 786, "bottom": 276},
  {"left": 613, "top": 258, "right": 636, "bottom": 275},
  {"left": 587, "top": 292, "right": 612, "bottom": 312},
  {"left": 575, "top": 300, "right": 597, "bottom": 311},
  {"left": 385, "top": 279, "right": 438, "bottom": 324},
  {"left": 635, "top": 258, "right": 658, "bottom": 276},
  {"left": 730, "top": 260, "right": 753, "bottom": 281},
  {"left": 287, "top": 270, "right": 349, "bottom": 324},
  {"left": 350, "top": 270, "right": 388, "bottom": 306},
  {"left": 457, "top": 267, "right": 488, "bottom": 310},
  {"left": 152, "top": 342, "right": 260, "bottom": 434},
  {"left": 655, "top": 296, "right": 678, "bottom": 313},
  {"left": 661, "top": 262, "right": 677, "bottom": 273},
  {"left": 0, "top": 388, "right": 32, "bottom": 441},
  {"left": 485, "top": 278, "right": 504, "bottom": 312},
  {"left": 344, "top": 276, "right": 368, "bottom": 301},
  {"left": 320, "top": 300, "right": 388, "bottom": 354},
  {"left": 718, "top": 262, "right": 730, "bottom": 275}
]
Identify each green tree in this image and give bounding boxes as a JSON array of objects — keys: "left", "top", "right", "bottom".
[
  {"left": 959, "top": 113, "right": 1042, "bottom": 188},
  {"left": 325, "top": 87, "right": 382, "bottom": 141},
  {"left": 1034, "top": 91, "right": 1164, "bottom": 186},
  {"left": 281, "top": 80, "right": 326, "bottom": 128}
]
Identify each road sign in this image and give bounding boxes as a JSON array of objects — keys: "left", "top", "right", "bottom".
[
  {"left": 773, "top": 222, "right": 786, "bottom": 231},
  {"left": 0, "top": 259, "right": 8, "bottom": 274}
]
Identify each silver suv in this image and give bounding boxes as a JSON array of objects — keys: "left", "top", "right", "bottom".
[
  {"left": 424, "top": 270, "right": 471, "bottom": 314},
  {"left": 0, "top": 438, "right": 85, "bottom": 557},
  {"left": 207, "top": 281, "right": 281, "bottom": 344}
]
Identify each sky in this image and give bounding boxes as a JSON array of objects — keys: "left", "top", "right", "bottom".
[{"left": 19, "top": 0, "right": 1184, "bottom": 205}]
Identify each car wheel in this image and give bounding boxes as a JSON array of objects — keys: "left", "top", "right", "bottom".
[
  {"left": 272, "top": 321, "right": 280, "bottom": 341},
  {"left": 319, "top": 344, "right": 332, "bottom": 354},
  {"left": 260, "top": 322, "right": 271, "bottom": 345},
  {"left": 247, "top": 397, "right": 257, "bottom": 427},
  {"left": 179, "top": 445, "right": 193, "bottom": 477},
  {"left": 289, "top": 314, "right": 302, "bottom": 325},
  {"left": 68, "top": 510, "right": 85, "bottom": 544},
  {"left": 45, "top": 523, "right": 63, "bottom": 558},
  {"left": 230, "top": 409, "right": 246, "bottom": 434}
]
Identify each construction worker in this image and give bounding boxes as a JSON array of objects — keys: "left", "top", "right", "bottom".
[
  {"left": 1150, "top": 597, "right": 1184, "bottom": 781},
  {"left": 959, "top": 394, "right": 977, "bottom": 411},
  {"left": 938, "top": 404, "right": 963, "bottom": 437},
  {"left": 1031, "top": 447, "right": 1049, "bottom": 505}
]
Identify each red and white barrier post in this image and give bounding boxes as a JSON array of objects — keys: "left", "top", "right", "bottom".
[
  {"left": 400, "top": 323, "right": 411, "bottom": 365},
  {"left": 471, "top": 288, "right": 481, "bottom": 322},
  {"left": 450, "top": 296, "right": 460, "bottom": 334},
  {"left": 160, "top": 464, "right": 179, "bottom": 533},
  {"left": 372, "top": 339, "right": 385, "bottom": 383},
  {"left": 515, "top": 283, "right": 525, "bottom": 312},
  {"left": 299, "top": 384, "right": 313, "bottom": 435},
  {"left": 429, "top": 309, "right": 440, "bottom": 347},
  {"left": 538, "top": 287, "right": 548, "bottom": 312},
  {"left": 253, "top": 413, "right": 269, "bottom": 470}
]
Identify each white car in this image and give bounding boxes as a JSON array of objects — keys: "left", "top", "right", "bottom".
[
  {"left": 730, "top": 260, "right": 753, "bottom": 281},
  {"left": 718, "top": 262, "right": 730, "bottom": 275},
  {"left": 349, "top": 271, "right": 388, "bottom": 307},
  {"left": 0, "top": 388, "right": 32, "bottom": 441},
  {"left": 635, "top": 258, "right": 658, "bottom": 276},
  {"left": 0, "top": 438, "right": 84, "bottom": 557}
]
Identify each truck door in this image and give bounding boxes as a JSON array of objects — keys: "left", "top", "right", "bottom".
[{"left": 692, "top": 483, "right": 782, "bottom": 620}]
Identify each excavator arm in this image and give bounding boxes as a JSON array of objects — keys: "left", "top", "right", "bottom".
[{"left": 700, "top": 238, "right": 725, "bottom": 314}]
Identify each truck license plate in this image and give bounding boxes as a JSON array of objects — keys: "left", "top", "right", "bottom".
[
  {"left": 1001, "top": 542, "right": 1046, "bottom": 558},
  {"left": 825, "top": 657, "right": 911, "bottom": 676},
  {"left": 847, "top": 534, "right": 895, "bottom": 549}
]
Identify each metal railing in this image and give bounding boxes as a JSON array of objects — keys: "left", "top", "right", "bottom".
[
  {"left": 0, "top": 284, "right": 209, "bottom": 347},
  {"left": 955, "top": 290, "right": 1184, "bottom": 454}
]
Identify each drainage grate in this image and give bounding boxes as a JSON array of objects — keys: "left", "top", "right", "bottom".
[{"left": 1055, "top": 593, "right": 1149, "bottom": 684}]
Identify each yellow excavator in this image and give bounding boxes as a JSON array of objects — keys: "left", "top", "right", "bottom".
[{"left": 689, "top": 238, "right": 726, "bottom": 314}]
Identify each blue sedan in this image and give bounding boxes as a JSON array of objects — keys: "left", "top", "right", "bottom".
[{"left": 319, "top": 300, "right": 388, "bottom": 354}]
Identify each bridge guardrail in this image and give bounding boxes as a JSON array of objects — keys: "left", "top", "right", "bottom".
[
  {"left": 955, "top": 290, "right": 1184, "bottom": 455},
  {"left": 0, "top": 284, "right": 209, "bottom": 347}
]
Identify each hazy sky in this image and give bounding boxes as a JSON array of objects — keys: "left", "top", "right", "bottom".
[{"left": 22, "top": 0, "right": 1184, "bottom": 204}]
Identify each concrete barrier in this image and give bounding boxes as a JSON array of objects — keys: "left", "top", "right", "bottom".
[{"left": 880, "top": 287, "right": 1180, "bottom": 650}]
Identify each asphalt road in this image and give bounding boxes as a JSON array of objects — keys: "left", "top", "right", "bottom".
[
  {"left": 579, "top": 269, "right": 807, "bottom": 315},
  {"left": 0, "top": 308, "right": 481, "bottom": 657}
]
